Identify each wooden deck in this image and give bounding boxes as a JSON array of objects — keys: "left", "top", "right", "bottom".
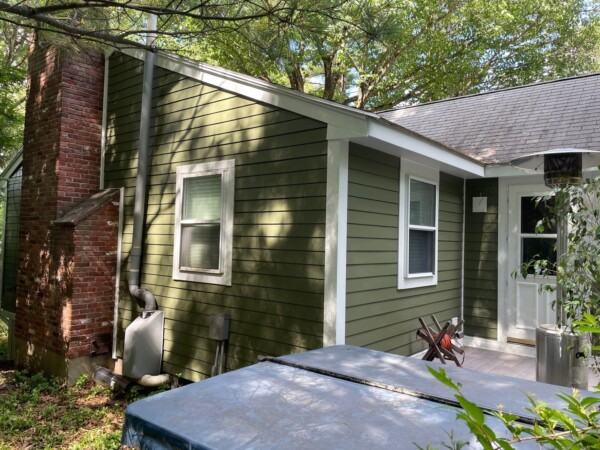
[
  {"left": 458, "top": 346, "right": 600, "bottom": 388},
  {"left": 461, "top": 346, "right": 537, "bottom": 380}
]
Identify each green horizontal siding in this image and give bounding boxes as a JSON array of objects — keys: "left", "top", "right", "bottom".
[
  {"left": 345, "top": 144, "right": 464, "bottom": 356},
  {"left": 464, "top": 178, "right": 499, "bottom": 339},
  {"left": 105, "top": 52, "right": 327, "bottom": 381},
  {"left": 1, "top": 165, "right": 22, "bottom": 314}
]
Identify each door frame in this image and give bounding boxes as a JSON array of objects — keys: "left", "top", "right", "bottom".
[
  {"left": 506, "top": 184, "right": 556, "bottom": 343},
  {"left": 497, "top": 175, "right": 548, "bottom": 345}
]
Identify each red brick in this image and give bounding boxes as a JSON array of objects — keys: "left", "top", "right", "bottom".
[{"left": 15, "top": 43, "right": 119, "bottom": 368}]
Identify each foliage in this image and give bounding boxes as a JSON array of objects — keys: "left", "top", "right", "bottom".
[
  {"left": 0, "top": 359, "right": 176, "bottom": 449},
  {"left": 195, "top": 0, "right": 600, "bottom": 109},
  {"left": 0, "top": 0, "right": 342, "bottom": 49},
  {"left": 0, "top": 0, "right": 598, "bottom": 156},
  {"left": 0, "top": 0, "right": 599, "bottom": 112},
  {"left": 424, "top": 366, "right": 600, "bottom": 449},
  {"left": 522, "top": 175, "right": 600, "bottom": 328},
  {"left": 0, "top": 369, "right": 126, "bottom": 449},
  {"left": 0, "top": 22, "right": 27, "bottom": 167},
  {"left": 124, "top": 381, "right": 170, "bottom": 403}
]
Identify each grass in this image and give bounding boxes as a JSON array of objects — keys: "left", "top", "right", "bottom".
[
  {"left": 0, "top": 322, "right": 168, "bottom": 449},
  {"left": 0, "top": 369, "right": 126, "bottom": 449}
]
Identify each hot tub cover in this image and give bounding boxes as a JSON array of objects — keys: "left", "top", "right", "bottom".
[{"left": 122, "top": 345, "right": 587, "bottom": 449}]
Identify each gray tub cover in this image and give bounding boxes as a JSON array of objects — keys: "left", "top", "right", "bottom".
[{"left": 122, "top": 345, "right": 589, "bottom": 449}]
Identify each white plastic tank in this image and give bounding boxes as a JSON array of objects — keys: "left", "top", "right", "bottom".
[{"left": 123, "top": 310, "right": 164, "bottom": 379}]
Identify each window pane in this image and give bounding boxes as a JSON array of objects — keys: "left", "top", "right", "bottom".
[
  {"left": 521, "top": 196, "right": 556, "bottom": 234},
  {"left": 521, "top": 237, "right": 556, "bottom": 274},
  {"left": 183, "top": 175, "right": 222, "bottom": 221},
  {"left": 181, "top": 224, "right": 220, "bottom": 270},
  {"left": 409, "top": 179, "right": 436, "bottom": 226},
  {"left": 409, "top": 229, "right": 434, "bottom": 274}
]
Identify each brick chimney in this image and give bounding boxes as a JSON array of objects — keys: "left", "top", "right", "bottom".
[{"left": 14, "top": 42, "right": 119, "bottom": 383}]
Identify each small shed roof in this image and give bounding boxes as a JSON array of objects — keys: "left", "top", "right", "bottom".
[
  {"left": 379, "top": 73, "right": 600, "bottom": 166},
  {"left": 54, "top": 189, "right": 119, "bottom": 225}
]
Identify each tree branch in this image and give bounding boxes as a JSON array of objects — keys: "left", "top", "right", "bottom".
[{"left": 0, "top": 1, "right": 152, "bottom": 49}]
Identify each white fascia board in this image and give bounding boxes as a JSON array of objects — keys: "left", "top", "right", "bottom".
[
  {"left": 367, "top": 120, "right": 484, "bottom": 177},
  {"left": 0, "top": 151, "right": 23, "bottom": 180},
  {"left": 486, "top": 164, "right": 600, "bottom": 179},
  {"left": 485, "top": 165, "right": 535, "bottom": 178},
  {"left": 121, "top": 48, "right": 370, "bottom": 135},
  {"left": 327, "top": 124, "right": 370, "bottom": 140}
]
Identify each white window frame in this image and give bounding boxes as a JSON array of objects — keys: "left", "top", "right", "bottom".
[
  {"left": 398, "top": 158, "right": 439, "bottom": 289},
  {"left": 173, "top": 159, "right": 235, "bottom": 285}
]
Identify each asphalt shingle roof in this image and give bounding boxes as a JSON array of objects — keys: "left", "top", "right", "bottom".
[{"left": 379, "top": 74, "right": 600, "bottom": 165}]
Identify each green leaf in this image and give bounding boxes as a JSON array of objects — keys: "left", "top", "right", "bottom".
[
  {"left": 457, "top": 394, "right": 485, "bottom": 425},
  {"left": 427, "top": 367, "right": 462, "bottom": 392}
]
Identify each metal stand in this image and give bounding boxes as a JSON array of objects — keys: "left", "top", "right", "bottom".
[{"left": 209, "top": 313, "right": 230, "bottom": 377}]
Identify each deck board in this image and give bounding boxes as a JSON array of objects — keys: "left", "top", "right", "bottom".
[{"left": 455, "top": 346, "right": 600, "bottom": 387}]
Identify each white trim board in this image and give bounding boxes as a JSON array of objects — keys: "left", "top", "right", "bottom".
[
  {"left": 323, "top": 139, "right": 349, "bottom": 346},
  {"left": 497, "top": 174, "right": 546, "bottom": 344},
  {"left": 461, "top": 336, "right": 535, "bottom": 358},
  {"left": 397, "top": 158, "right": 439, "bottom": 289},
  {"left": 112, "top": 187, "right": 125, "bottom": 359},
  {"left": 411, "top": 336, "right": 534, "bottom": 360}
]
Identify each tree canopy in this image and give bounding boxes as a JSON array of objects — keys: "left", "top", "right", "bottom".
[
  {"left": 0, "top": 22, "right": 27, "bottom": 165},
  {"left": 0, "top": 0, "right": 599, "bottom": 159},
  {"left": 191, "top": 0, "right": 600, "bottom": 109}
]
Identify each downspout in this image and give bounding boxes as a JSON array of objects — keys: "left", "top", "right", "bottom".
[
  {"left": 125, "top": 13, "right": 171, "bottom": 387},
  {"left": 129, "top": 14, "right": 157, "bottom": 316},
  {"left": 93, "top": 15, "right": 171, "bottom": 389}
]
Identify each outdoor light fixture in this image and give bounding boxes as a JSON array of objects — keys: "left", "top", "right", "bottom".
[{"left": 510, "top": 148, "right": 600, "bottom": 188}]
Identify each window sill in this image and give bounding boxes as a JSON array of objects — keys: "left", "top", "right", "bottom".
[{"left": 397, "top": 275, "right": 437, "bottom": 290}]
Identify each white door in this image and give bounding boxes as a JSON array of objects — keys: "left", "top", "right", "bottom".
[{"left": 507, "top": 185, "right": 556, "bottom": 344}]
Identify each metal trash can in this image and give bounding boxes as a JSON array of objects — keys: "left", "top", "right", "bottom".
[{"left": 536, "top": 324, "right": 588, "bottom": 389}]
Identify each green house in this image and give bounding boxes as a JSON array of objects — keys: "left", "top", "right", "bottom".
[
  {"left": 4, "top": 43, "right": 599, "bottom": 382},
  {"left": 0, "top": 152, "right": 22, "bottom": 361},
  {"left": 101, "top": 48, "right": 486, "bottom": 381}
]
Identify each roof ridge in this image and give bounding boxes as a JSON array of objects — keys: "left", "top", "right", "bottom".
[{"left": 381, "top": 72, "right": 600, "bottom": 113}]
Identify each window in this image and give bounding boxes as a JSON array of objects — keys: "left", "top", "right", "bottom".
[
  {"left": 398, "top": 158, "right": 439, "bottom": 289},
  {"left": 520, "top": 196, "right": 556, "bottom": 274},
  {"left": 173, "top": 160, "right": 235, "bottom": 285}
]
